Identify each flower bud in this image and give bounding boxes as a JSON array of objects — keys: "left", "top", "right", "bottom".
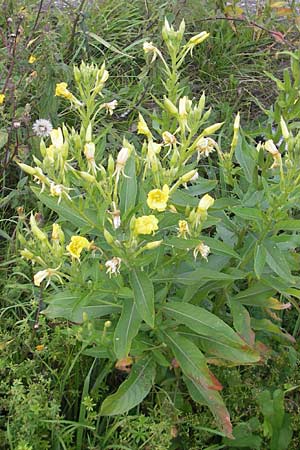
[
  {"left": 84, "top": 142, "right": 95, "bottom": 161},
  {"left": 79, "top": 171, "right": 96, "bottom": 183},
  {"left": 163, "top": 96, "right": 178, "bottom": 115},
  {"left": 103, "top": 229, "right": 114, "bottom": 245},
  {"left": 180, "top": 169, "right": 198, "bottom": 183},
  {"left": 280, "top": 116, "right": 290, "bottom": 139},
  {"left": 17, "top": 162, "right": 36, "bottom": 176},
  {"left": 30, "top": 214, "right": 48, "bottom": 241},
  {"left": 86, "top": 123, "right": 92, "bottom": 143},
  {"left": 50, "top": 128, "right": 64, "bottom": 148},
  {"left": 188, "top": 31, "right": 210, "bottom": 45},
  {"left": 234, "top": 112, "right": 240, "bottom": 131},
  {"left": 202, "top": 122, "right": 224, "bottom": 136},
  {"left": 144, "top": 240, "right": 163, "bottom": 250}
]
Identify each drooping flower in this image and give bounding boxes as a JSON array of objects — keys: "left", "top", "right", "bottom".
[
  {"left": 186, "top": 31, "right": 210, "bottom": 55},
  {"left": 162, "top": 131, "right": 177, "bottom": 146},
  {"left": 147, "top": 185, "right": 169, "bottom": 212},
  {"left": 113, "top": 145, "right": 131, "bottom": 182},
  {"left": 100, "top": 100, "right": 118, "bottom": 115},
  {"left": 105, "top": 257, "right": 121, "bottom": 277},
  {"left": 134, "top": 215, "right": 159, "bottom": 235},
  {"left": 66, "top": 235, "right": 91, "bottom": 260},
  {"left": 143, "top": 41, "right": 161, "bottom": 63},
  {"left": 33, "top": 267, "right": 63, "bottom": 287},
  {"left": 177, "top": 220, "right": 190, "bottom": 238},
  {"left": 264, "top": 139, "right": 282, "bottom": 169},
  {"left": 50, "top": 183, "right": 72, "bottom": 204},
  {"left": 196, "top": 137, "right": 217, "bottom": 159},
  {"left": 32, "top": 119, "right": 53, "bottom": 137},
  {"left": 193, "top": 242, "right": 210, "bottom": 261}
]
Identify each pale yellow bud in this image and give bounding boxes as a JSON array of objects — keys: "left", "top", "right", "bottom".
[
  {"left": 144, "top": 240, "right": 163, "bottom": 250},
  {"left": 85, "top": 123, "right": 92, "bottom": 142},
  {"left": 188, "top": 31, "right": 210, "bottom": 46},
  {"left": 198, "top": 194, "right": 214, "bottom": 210},
  {"left": 180, "top": 169, "right": 198, "bottom": 183},
  {"left": 30, "top": 214, "right": 48, "bottom": 241},
  {"left": 84, "top": 142, "right": 95, "bottom": 161},
  {"left": 103, "top": 229, "right": 114, "bottom": 245},
  {"left": 234, "top": 112, "right": 240, "bottom": 131},
  {"left": 202, "top": 122, "right": 224, "bottom": 136},
  {"left": 17, "top": 162, "right": 36, "bottom": 176},
  {"left": 163, "top": 96, "right": 178, "bottom": 115},
  {"left": 137, "top": 113, "right": 152, "bottom": 139},
  {"left": 265, "top": 140, "right": 279, "bottom": 156},
  {"left": 79, "top": 171, "right": 96, "bottom": 183},
  {"left": 280, "top": 116, "right": 290, "bottom": 139},
  {"left": 50, "top": 128, "right": 64, "bottom": 148}
]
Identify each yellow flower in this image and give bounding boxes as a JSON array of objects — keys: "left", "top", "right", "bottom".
[
  {"left": 55, "top": 82, "right": 73, "bottom": 100},
  {"left": 134, "top": 215, "right": 159, "bottom": 235},
  {"left": 0, "top": 94, "right": 5, "bottom": 105},
  {"left": 28, "top": 55, "right": 37, "bottom": 64},
  {"left": 147, "top": 185, "right": 169, "bottom": 212},
  {"left": 35, "top": 344, "right": 44, "bottom": 351},
  {"left": 66, "top": 235, "right": 91, "bottom": 259}
]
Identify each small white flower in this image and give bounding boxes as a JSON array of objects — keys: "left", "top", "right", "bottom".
[
  {"left": 32, "top": 119, "right": 53, "bottom": 138},
  {"left": 196, "top": 137, "right": 217, "bottom": 159},
  {"left": 33, "top": 267, "right": 63, "bottom": 287},
  {"left": 193, "top": 242, "right": 210, "bottom": 261},
  {"left": 105, "top": 257, "right": 121, "bottom": 277}
]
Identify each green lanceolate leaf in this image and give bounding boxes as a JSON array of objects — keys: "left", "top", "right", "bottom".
[
  {"left": 163, "top": 302, "right": 260, "bottom": 364},
  {"left": 155, "top": 266, "right": 243, "bottom": 285},
  {"left": 163, "top": 301, "right": 245, "bottom": 346},
  {"left": 232, "top": 282, "right": 276, "bottom": 308},
  {"left": 114, "top": 298, "right": 142, "bottom": 360},
  {"left": 43, "top": 289, "right": 121, "bottom": 322},
  {"left": 129, "top": 269, "right": 155, "bottom": 328},
  {"left": 164, "top": 331, "right": 233, "bottom": 437},
  {"left": 100, "top": 357, "right": 156, "bottom": 415},
  {"left": 119, "top": 155, "right": 137, "bottom": 217},
  {"left": 254, "top": 242, "right": 266, "bottom": 279},
  {"left": 31, "top": 186, "right": 97, "bottom": 230},
  {"left": 229, "top": 300, "right": 255, "bottom": 346},
  {"left": 235, "top": 134, "right": 257, "bottom": 183},
  {"left": 263, "top": 241, "right": 294, "bottom": 283},
  {"left": 274, "top": 219, "right": 300, "bottom": 232}
]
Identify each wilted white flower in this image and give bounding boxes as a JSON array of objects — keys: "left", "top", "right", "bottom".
[
  {"left": 100, "top": 100, "right": 118, "bottom": 115},
  {"left": 193, "top": 242, "right": 210, "bottom": 261},
  {"left": 196, "top": 137, "right": 217, "bottom": 159},
  {"left": 32, "top": 119, "right": 53, "bottom": 138},
  {"left": 105, "top": 257, "right": 121, "bottom": 277}
]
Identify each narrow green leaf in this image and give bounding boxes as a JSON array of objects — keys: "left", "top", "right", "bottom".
[
  {"left": 100, "top": 357, "right": 155, "bottom": 415},
  {"left": 235, "top": 135, "right": 257, "bottom": 183},
  {"left": 0, "top": 130, "right": 8, "bottom": 149},
  {"left": 229, "top": 300, "right": 254, "bottom": 346},
  {"left": 274, "top": 219, "right": 300, "bottom": 232},
  {"left": 163, "top": 302, "right": 243, "bottom": 346},
  {"left": 254, "top": 243, "right": 266, "bottom": 279},
  {"left": 184, "top": 376, "right": 233, "bottom": 438},
  {"left": 114, "top": 299, "right": 142, "bottom": 360},
  {"left": 231, "top": 207, "right": 263, "bottom": 221},
  {"left": 130, "top": 269, "right": 154, "bottom": 328},
  {"left": 232, "top": 282, "right": 276, "bottom": 307},
  {"left": 155, "top": 266, "right": 243, "bottom": 285},
  {"left": 119, "top": 155, "right": 137, "bottom": 216},
  {"left": 263, "top": 241, "right": 294, "bottom": 282},
  {"left": 87, "top": 32, "right": 134, "bottom": 59},
  {"left": 43, "top": 290, "right": 120, "bottom": 322}
]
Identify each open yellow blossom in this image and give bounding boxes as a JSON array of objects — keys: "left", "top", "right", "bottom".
[
  {"left": 134, "top": 215, "right": 159, "bottom": 235},
  {"left": 0, "top": 94, "right": 5, "bottom": 105},
  {"left": 147, "top": 185, "right": 169, "bottom": 212},
  {"left": 66, "top": 235, "right": 91, "bottom": 260},
  {"left": 28, "top": 55, "right": 37, "bottom": 64},
  {"left": 55, "top": 82, "right": 73, "bottom": 100}
]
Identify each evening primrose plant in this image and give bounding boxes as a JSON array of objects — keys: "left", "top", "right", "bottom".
[{"left": 17, "top": 21, "right": 299, "bottom": 438}]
